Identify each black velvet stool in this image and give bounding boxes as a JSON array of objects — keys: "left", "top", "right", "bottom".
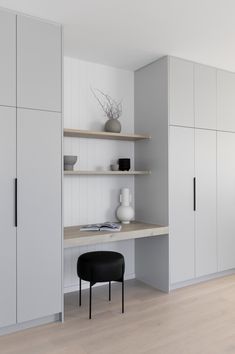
[{"left": 77, "top": 251, "right": 125, "bottom": 319}]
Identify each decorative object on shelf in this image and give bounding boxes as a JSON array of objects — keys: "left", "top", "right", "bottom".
[
  {"left": 119, "top": 158, "right": 131, "bottom": 171},
  {"left": 80, "top": 222, "right": 122, "bottom": 232},
  {"left": 104, "top": 119, "right": 121, "bottom": 133},
  {"left": 110, "top": 163, "right": 119, "bottom": 171},
  {"left": 91, "top": 88, "right": 122, "bottom": 133},
  {"left": 64, "top": 155, "right": 77, "bottom": 171},
  {"left": 116, "top": 188, "right": 134, "bottom": 224}
]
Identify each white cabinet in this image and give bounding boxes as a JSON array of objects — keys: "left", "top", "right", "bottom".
[
  {"left": 195, "top": 65, "right": 217, "bottom": 130},
  {"left": 169, "top": 58, "right": 217, "bottom": 130},
  {"left": 169, "top": 127, "right": 217, "bottom": 284},
  {"left": 195, "top": 129, "right": 217, "bottom": 277},
  {"left": 217, "top": 70, "right": 235, "bottom": 132},
  {"left": 17, "top": 109, "right": 62, "bottom": 322},
  {"left": 0, "top": 9, "right": 62, "bottom": 333},
  {"left": 136, "top": 56, "right": 235, "bottom": 291},
  {"left": 217, "top": 132, "right": 235, "bottom": 271},
  {"left": 17, "top": 15, "right": 62, "bottom": 112},
  {"left": 0, "top": 107, "right": 16, "bottom": 328},
  {"left": 169, "top": 57, "right": 194, "bottom": 127},
  {"left": 169, "top": 126, "right": 195, "bottom": 283},
  {"left": 0, "top": 9, "right": 16, "bottom": 107}
]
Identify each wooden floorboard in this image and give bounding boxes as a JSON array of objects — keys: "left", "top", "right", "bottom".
[{"left": 1, "top": 275, "right": 235, "bottom": 353}]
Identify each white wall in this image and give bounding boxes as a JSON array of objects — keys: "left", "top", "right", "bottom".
[{"left": 63, "top": 57, "right": 135, "bottom": 292}]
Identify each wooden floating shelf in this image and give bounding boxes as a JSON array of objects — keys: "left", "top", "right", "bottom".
[
  {"left": 64, "top": 128, "right": 151, "bottom": 141},
  {"left": 64, "top": 221, "right": 169, "bottom": 248},
  {"left": 64, "top": 170, "right": 151, "bottom": 176}
]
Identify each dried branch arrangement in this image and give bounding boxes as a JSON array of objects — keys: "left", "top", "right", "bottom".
[{"left": 91, "top": 88, "right": 122, "bottom": 120}]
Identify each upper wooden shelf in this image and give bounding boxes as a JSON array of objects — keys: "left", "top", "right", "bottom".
[{"left": 64, "top": 128, "right": 151, "bottom": 141}]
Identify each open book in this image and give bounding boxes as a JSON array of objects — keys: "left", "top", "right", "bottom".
[{"left": 80, "top": 222, "right": 122, "bottom": 232}]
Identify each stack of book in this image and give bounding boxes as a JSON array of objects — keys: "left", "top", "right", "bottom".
[{"left": 80, "top": 222, "right": 122, "bottom": 232}]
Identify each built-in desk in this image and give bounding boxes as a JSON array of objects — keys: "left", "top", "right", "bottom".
[
  {"left": 64, "top": 221, "right": 168, "bottom": 248},
  {"left": 64, "top": 221, "right": 169, "bottom": 293}
]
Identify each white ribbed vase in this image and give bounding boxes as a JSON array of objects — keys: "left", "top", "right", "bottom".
[{"left": 116, "top": 188, "right": 134, "bottom": 224}]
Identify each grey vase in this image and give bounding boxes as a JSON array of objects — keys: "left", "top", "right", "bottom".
[
  {"left": 104, "top": 118, "right": 121, "bottom": 133},
  {"left": 64, "top": 155, "right": 77, "bottom": 171}
]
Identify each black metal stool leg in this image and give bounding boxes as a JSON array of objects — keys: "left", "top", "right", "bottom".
[
  {"left": 79, "top": 277, "right": 81, "bottom": 307},
  {"left": 109, "top": 281, "right": 111, "bottom": 301},
  {"left": 89, "top": 282, "right": 92, "bottom": 319},
  {"left": 122, "top": 279, "right": 124, "bottom": 313}
]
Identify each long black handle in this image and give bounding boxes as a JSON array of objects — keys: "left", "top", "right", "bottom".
[
  {"left": 193, "top": 177, "right": 196, "bottom": 211},
  {"left": 14, "top": 178, "right": 17, "bottom": 227}
]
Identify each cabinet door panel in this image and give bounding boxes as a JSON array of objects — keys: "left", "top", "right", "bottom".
[
  {"left": 217, "top": 70, "right": 235, "bottom": 132},
  {"left": 217, "top": 132, "right": 235, "bottom": 270},
  {"left": 169, "top": 58, "right": 194, "bottom": 127},
  {"left": 0, "top": 107, "right": 16, "bottom": 328},
  {"left": 169, "top": 126, "right": 195, "bottom": 283},
  {"left": 17, "top": 16, "right": 61, "bottom": 112},
  {"left": 17, "top": 109, "right": 62, "bottom": 322},
  {"left": 195, "top": 65, "right": 216, "bottom": 129},
  {"left": 0, "top": 9, "right": 16, "bottom": 107},
  {"left": 195, "top": 130, "right": 217, "bottom": 277}
]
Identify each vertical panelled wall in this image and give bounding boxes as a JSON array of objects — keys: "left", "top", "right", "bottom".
[{"left": 63, "top": 57, "right": 135, "bottom": 292}]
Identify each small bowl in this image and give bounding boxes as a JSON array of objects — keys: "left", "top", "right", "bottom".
[
  {"left": 64, "top": 155, "right": 77, "bottom": 171},
  {"left": 110, "top": 164, "right": 119, "bottom": 171}
]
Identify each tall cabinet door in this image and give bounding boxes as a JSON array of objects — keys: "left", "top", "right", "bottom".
[
  {"left": 17, "top": 109, "right": 62, "bottom": 323},
  {"left": 217, "top": 132, "right": 235, "bottom": 271},
  {"left": 0, "top": 107, "right": 16, "bottom": 328},
  {"left": 169, "top": 126, "right": 195, "bottom": 283},
  {"left": 0, "top": 9, "right": 16, "bottom": 107},
  {"left": 194, "top": 65, "right": 217, "bottom": 130},
  {"left": 217, "top": 70, "right": 235, "bottom": 132},
  {"left": 17, "top": 15, "right": 61, "bottom": 112},
  {"left": 169, "top": 57, "right": 194, "bottom": 127},
  {"left": 195, "top": 129, "right": 217, "bottom": 277}
]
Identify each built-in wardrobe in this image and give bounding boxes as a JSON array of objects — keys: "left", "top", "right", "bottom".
[
  {"left": 0, "top": 8, "right": 62, "bottom": 332},
  {"left": 135, "top": 56, "right": 235, "bottom": 290}
]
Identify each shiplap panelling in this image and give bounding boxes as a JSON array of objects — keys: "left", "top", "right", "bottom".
[{"left": 64, "top": 57, "right": 135, "bottom": 292}]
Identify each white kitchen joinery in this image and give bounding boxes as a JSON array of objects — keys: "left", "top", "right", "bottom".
[
  {"left": 135, "top": 56, "right": 235, "bottom": 289},
  {"left": 0, "top": 7, "right": 62, "bottom": 334}
]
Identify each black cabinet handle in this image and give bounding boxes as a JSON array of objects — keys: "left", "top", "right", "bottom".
[
  {"left": 193, "top": 177, "right": 196, "bottom": 211},
  {"left": 15, "top": 178, "right": 17, "bottom": 227}
]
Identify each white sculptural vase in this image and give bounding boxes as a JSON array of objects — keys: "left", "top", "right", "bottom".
[{"left": 116, "top": 188, "right": 134, "bottom": 224}]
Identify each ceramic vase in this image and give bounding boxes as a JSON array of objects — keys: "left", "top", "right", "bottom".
[
  {"left": 116, "top": 188, "right": 134, "bottom": 224},
  {"left": 104, "top": 118, "right": 121, "bottom": 133},
  {"left": 64, "top": 155, "right": 77, "bottom": 171}
]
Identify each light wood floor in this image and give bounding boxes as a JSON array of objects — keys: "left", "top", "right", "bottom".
[{"left": 1, "top": 275, "right": 235, "bottom": 354}]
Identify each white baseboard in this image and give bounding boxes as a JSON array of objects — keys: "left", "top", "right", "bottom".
[
  {"left": 170, "top": 268, "right": 235, "bottom": 290},
  {"left": 0, "top": 313, "right": 61, "bottom": 336},
  {"left": 65, "top": 269, "right": 235, "bottom": 293},
  {"left": 64, "top": 273, "right": 136, "bottom": 294}
]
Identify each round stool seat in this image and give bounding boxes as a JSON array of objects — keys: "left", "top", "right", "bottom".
[{"left": 77, "top": 251, "right": 125, "bottom": 283}]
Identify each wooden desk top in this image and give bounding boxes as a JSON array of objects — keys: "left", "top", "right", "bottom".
[{"left": 64, "top": 221, "right": 169, "bottom": 248}]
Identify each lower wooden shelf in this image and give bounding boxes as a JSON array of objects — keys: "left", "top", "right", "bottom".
[{"left": 64, "top": 170, "right": 151, "bottom": 176}]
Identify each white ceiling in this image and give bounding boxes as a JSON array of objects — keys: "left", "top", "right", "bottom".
[{"left": 0, "top": 0, "right": 235, "bottom": 71}]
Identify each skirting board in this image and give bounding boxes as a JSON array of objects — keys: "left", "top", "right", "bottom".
[
  {"left": 170, "top": 268, "right": 235, "bottom": 290},
  {"left": 0, "top": 313, "right": 61, "bottom": 336},
  {"left": 64, "top": 273, "right": 136, "bottom": 294},
  {"left": 65, "top": 269, "right": 235, "bottom": 294}
]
